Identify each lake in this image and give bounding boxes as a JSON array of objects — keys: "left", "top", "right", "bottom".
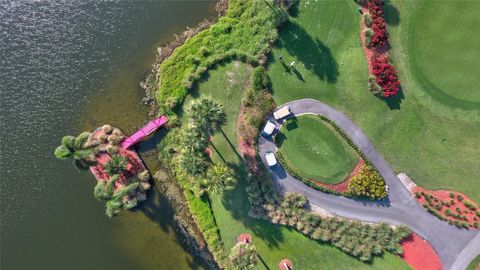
[{"left": 0, "top": 1, "right": 216, "bottom": 269}]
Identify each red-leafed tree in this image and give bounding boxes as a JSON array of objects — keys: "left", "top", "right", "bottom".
[
  {"left": 371, "top": 54, "right": 400, "bottom": 97},
  {"left": 367, "top": 0, "right": 388, "bottom": 48}
]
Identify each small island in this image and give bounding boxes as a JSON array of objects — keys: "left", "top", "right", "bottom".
[{"left": 54, "top": 117, "right": 167, "bottom": 217}]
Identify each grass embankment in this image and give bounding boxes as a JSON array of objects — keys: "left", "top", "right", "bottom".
[
  {"left": 267, "top": 0, "right": 480, "bottom": 203},
  {"left": 192, "top": 62, "right": 409, "bottom": 269},
  {"left": 156, "top": 0, "right": 287, "bottom": 112},
  {"left": 276, "top": 115, "right": 358, "bottom": 184},
  {"left": 467, "top": 255, "right": 480, "bottom": 270}
]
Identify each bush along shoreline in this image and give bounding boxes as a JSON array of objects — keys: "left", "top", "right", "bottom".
[{"left": 356, "top": 0, "right": 401, "bottom": 98}]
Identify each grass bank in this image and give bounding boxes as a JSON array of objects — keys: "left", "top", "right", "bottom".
[{"left": 267, "top": 0, "right": 480, "bottom": 202}]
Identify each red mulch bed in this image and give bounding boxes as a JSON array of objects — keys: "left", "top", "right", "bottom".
[
  {"left": 412, "top": 187, "right": 479, "bottom": 229},
  {"left": 89, "top": 129, "right": 145, "bottom": 189},
  {"left": 311, "top": 159, "right": 365, "bottom": 193},
  {"left": 400, "top": 233, "right": 443, "bottom": 270}
]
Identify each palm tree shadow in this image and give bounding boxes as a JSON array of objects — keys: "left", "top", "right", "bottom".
[{"left": 276, "top": 21, "right": 339, "bottom": 83}]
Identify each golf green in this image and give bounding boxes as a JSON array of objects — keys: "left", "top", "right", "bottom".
[
  {"left": 276, "top": 115, "right": 358, "bottom": 184},
  {"left": 410, "top": 1, "right": 480, "bottom": 107}
]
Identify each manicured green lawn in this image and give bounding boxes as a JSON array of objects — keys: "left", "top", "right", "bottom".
[
  {"left": 268, "top": 0, "right": 480, "bottom": 202},
  {"left": 467, "top": 255, "right": 480, "bottom": 270},
  {"left": 410, "top": 1, "right": 480, "bottom": 105},
  {"left": 186, "top": 62, "right": 410, "bottom": 269},
  {"left": 276, "top": 115, "right": 358, "bottom": 184}
]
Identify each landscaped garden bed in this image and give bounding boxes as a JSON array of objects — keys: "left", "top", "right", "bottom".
[
  {"left": 357, "top": 0, "right": 401, "bottom": 98},
  {"left": 413, "top": 187, "right": 479, "bottom": 229},
  {"left": 400, "top": 233, "right": 442, "bottom": 270},
  {"left": 54, "top": 125, "right": 151, "bottom": 217}
]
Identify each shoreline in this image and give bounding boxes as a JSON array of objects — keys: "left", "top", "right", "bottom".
[
  {"left": 138, "top": 1, "right": 229, "bottom": 268},
  {"left": 140, "top": 0, "right": 228, "bottom": 116}
]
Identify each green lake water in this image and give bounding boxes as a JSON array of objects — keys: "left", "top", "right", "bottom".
[{"left": 0, "top": 1, "right": 216, "bottom": 269}]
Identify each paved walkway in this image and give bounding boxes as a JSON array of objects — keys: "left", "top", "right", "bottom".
[{"left": 258, "top": 99, "right": 479, "bottom": 270}]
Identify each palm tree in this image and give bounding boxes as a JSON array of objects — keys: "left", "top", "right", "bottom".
[
  {"left": 204, "top": 163, "right": 237, "bottom": 195},
  {"left": 189, "top": 96, "right": 226, "bottom": 137},
  {"left": 104, "top": 154, "right": 127, "bottom": 176},
  {"left": 229, "top": 242, "right": 258, "bottom": 270},
  {"left": 54, "top": 133, "right": 97, "bottom": 164}
]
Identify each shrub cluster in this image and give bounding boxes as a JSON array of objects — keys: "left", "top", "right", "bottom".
[
  {"left": 104, "top": 154, "right": 127, "bottom": 176},
  {"left": 417, "top": 191, "right": 478, "bottom": 229},
  {"left": 156, "top": 0, "right": 288, "bottom": 113},
  {"left": 94, "top": 173, "right": 151, "bottom": 218},
  {"left": 158, "top": 129, "right": 229, "bottom": 266},
  {"left": 367, "top": 0, "right": 388, "bottom": 48},
  {"left": 229, "top": 242, "right": 258, "bottom": 270},
  {"left": 239, "top": 67, "right": 275, "bottom": 142},
  {"left": 347, "top": 165, "right": 388, "bottom": 200},
  {"left": 261, "top": 193, "right": 410, "bottom": 261},
  {"left": 371, "top": 54, "right": 400, "bottom": 97}
]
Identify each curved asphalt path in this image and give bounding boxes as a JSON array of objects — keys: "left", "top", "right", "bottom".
[{"left": 258, "top": 99, "right": 479, "bottom": 270}]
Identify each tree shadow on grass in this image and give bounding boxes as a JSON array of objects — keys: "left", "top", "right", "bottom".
[
  {"left": 384, "top": 0, "right": 400, "bottom": 26},
  {"left": 374, "top": 86, "right": 405, "bottom": 110},
  {"left": 276, "top": 21, "right": 339, "bottom": 83},
  {"left": 217, "top": 156, "right": 285, "bottom": 249},
  {"left": 288, "top": 0, "right": 300, "bottom": 17}
]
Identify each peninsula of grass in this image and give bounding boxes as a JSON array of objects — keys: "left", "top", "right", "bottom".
[
  {"left": 275, "top": 115, "right": 358, "bottom": 184},
  {"left": 267, "top": 0, "right": 480, "bottom": 203},
  {"left": 156, "top": 0, "right": 287, "bottom": 112}
]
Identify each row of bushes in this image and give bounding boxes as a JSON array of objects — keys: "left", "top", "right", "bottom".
[
  {"left": 371, "top": 54, "right": 400, "bottom": 97},
  {"left": 262, "top": 193, "right": 411, "bottom": 261},
  {"left": 239, "top": 67, "right": 276, "bottom": 142},
  {"left": 156, "top": 0, "right": 288, "bottom": 114},
  {"left": 158, "top": 130, "right": 229, "bottom": 267},
  {"left": 358, "top": 0, "right": 401, "bottom": 98},
  {"left": 366, "top": 0, "right": 388, "bottom": 48},
  {"left": 416, "top": 191, "right": 479, "bottom": 229}
]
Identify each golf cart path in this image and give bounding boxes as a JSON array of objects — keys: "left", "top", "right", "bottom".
[{"left": 258, "top": 99, "right": 479, "bottom": 270}]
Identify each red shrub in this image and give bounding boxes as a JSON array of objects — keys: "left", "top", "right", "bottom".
[
  {"left": 368, "top": 0, "right": 388, "bottom": 48},
  {"left": 372, "top": 55, "right": 400, "bottom": 97}
]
